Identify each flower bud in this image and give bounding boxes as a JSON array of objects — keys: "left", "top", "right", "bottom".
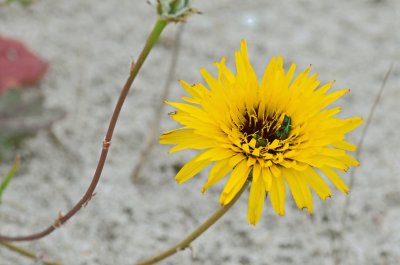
[{"left": 156, "top": 0, "right": 199, "bottom": 22}]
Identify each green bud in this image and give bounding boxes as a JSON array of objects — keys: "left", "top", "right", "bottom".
[{"left": 156, "top": 0, "right": 199, "bottom": 22}]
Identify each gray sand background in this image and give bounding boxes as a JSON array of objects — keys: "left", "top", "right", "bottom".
[{"left": 1, "top": 0, "right": 400, "bottom": 264}]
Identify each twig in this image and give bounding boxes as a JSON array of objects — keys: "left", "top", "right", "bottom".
[
  {"left": 0, "top": 19, "right": 168, "bottom": 242},
  {"left": 0, "top": 240, "right": 62, "bottom": 265},
  {"left": 341, "top": 64, "right": 393, "bottom": 227},
  {"left": 134, "top": 181, "right": 249, "bottom": 265},
  {"left": 331, "top": 64, "right": 393, "bottom": 265},
  {"left": 132, "top": 24, "right": 185, "bottom": 183}
]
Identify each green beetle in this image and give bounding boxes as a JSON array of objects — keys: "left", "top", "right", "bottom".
[{"left": 274, "top": 115, "right": 291, "bottom": 140}]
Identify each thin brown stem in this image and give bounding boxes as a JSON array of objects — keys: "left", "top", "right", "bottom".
[
  {"left": 0, "top": 19, "right": 168, "bottom": 242},
  {"left": 134, "top": 181, "right": 249, "bottom": 265}
]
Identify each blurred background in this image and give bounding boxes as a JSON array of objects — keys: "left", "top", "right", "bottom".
[{"left": 0, "top": 0, "right": 399, "bottom": 264}]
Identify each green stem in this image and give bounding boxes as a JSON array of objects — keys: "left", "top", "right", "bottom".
[
  {"left": 134, "top": 181, "right": 250, "bottom": 265},
  {"left": 0, "top": 155, "right": 20, "bottom": 204},
  {"left": 105, "top": 18, "right": 168, "bottom": 140},
  {"left": 0, "top": 240, "right": 61, "bottom": 265}
]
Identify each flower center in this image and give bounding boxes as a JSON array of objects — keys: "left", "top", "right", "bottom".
[{"left": 241, "top": 111, "right": 292, "bottom": 148}]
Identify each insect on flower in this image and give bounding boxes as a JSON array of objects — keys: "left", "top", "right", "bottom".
[{"left": 274, "top": 115, "right": 291, "bottom": 140}]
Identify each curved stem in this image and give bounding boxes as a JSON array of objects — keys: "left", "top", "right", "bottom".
[
  {"left": 134, "top": 181, "right": 249, "bottom": 265},
  {"left": 0, "top": 19, "right": 168, "bottom": 242},
  {"left": 0, "top": 240, "right": 61, "bottom": 265}
]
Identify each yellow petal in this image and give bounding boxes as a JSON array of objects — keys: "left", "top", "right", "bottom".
[
  {"left": 202, "top": 159, "right": 232, "bottom": 193},
  {"left": 215, "top": 57, "right": 235, "bottom": 84},
  {"left": 269, "top": 176, "right": 286, "bottom": 215},
  {"left": 160, "top": 128, "right": 216, "bottom": 153},
  {"left": 303, "top": 167, "right": 332, "bottom": 200},
  {"left": 200, "top": 68, "right": 222, "bottom": 92},
  {"left": 220, "top": 160, "right": 251, "bottom": 205},
  {"left": 341, "top": 154, "right": 360, "bottom": 167},
  {"left": 269, "top": 165, "right": 281, "bottom": 178},
  {"left": 166, "top": 102, "right": 212, "bottom": 124},
  {"left": 320, "top": 89, "right": 350, "bottom": 109},
  {"left": 195, "top": 147, "right": 236, "bottom": 162},
  {"left": 247, "top": 156, "right": 257, "bottom": 167},
  {"left": 309, "top": 156, "right": 349, "bottom": 171},
  {"left": 229, "top": 153, "right": 246, "bottom": 168},
  {"left": 332, "top": 140, "right": 357, "bottom": 151},
  {"left": 248, "top": 173, "right": 265, "bottom": 225},
  {"left": 251, "top": 161, "right": 260, "bottom": 178},
  {"left": 175, "top": 153, "right": 212, "bottom": 183},
  {"left": 284, "top": 170, "right": 313, "bottom": 213},
  {"left": 320, "top": 166, "right": 349, "bottom": 193},
  {"left": 262, "top": 167, "right": 273, "bottom": 192},
  {"left": 179, "top": 80, "right": 209, "bottom": 101},
  {"left": 336, "top": 117, "right": 364, "bottom": 133}
]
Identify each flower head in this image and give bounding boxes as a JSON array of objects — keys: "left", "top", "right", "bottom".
[{"left": 160, "top": 40, "right": 362, "bottom": 225}]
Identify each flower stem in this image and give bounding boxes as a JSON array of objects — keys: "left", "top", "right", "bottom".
[
  {"left": 105, "top": 18, "right": 168, "bottom": 140},
  {"left": 132, "top": 23, "right": 185, "bottom": 183},
  {"left": 0, "top": 240, "right": 61, "bottom": 265},
  {"left": 134, "top": 181, "right": 250, "bottom": 265},
  {"left": 0, "top": 19, "right": 168, "bottom": 242}
]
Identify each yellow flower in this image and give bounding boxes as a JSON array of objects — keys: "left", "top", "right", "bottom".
[{"left": 160, "top": 40, "right": 362, "bottom": 225}]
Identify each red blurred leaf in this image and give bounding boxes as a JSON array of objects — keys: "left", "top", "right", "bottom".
[{"left": 0, "top": 36, "right": 48, "bottom": 94}]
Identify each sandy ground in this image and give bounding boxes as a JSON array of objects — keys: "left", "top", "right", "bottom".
[{"left": 1, "top": 0, "right": 400, "bottom": 264}]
